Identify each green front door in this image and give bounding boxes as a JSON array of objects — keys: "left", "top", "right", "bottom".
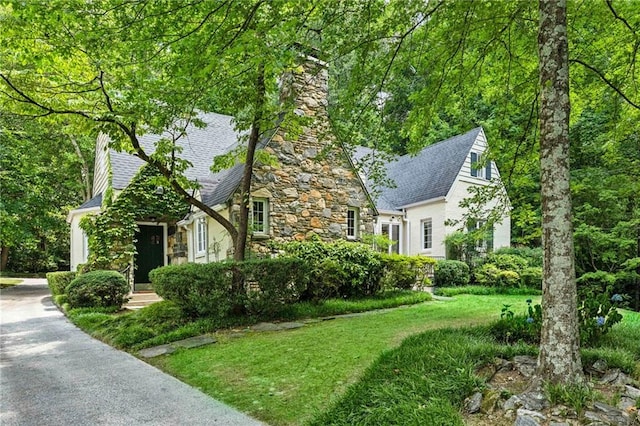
[{"left": 134, "top": 225, "right": 164, "bottom": 291}]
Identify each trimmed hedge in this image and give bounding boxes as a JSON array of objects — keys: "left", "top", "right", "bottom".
[
  {"left": 241, "top": 258, "right": 309, "bottom": 316},
  {"left": 46, "top": 271, "right": 77, "bottom": 296},
  {"left": 66, "top": 270, "right": 129, "bottom": 309},
  {"left": 434, "top": 260, "right": 470, "bottom": 287},
  {"left": 281, "top": 239, "right": 384, "bottom": 300},
  {"left": 150, "top": 262, "right": 238, "bottom": 319},
  {"left": 149, "top": 257, "right": 310, "bottom": 318}
]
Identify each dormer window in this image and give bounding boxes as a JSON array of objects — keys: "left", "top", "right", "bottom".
[{"left": 470, "top": 152, "right": 492, "bottom": 180}]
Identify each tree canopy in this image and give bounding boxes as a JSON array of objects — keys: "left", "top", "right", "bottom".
[{"left": 1, "top": 0, "right": 638, "bottom": 386}]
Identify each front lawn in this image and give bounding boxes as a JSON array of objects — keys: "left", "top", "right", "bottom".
[
  {"left": 313, "top": 309, "right": 640, "bottom": 425},
  {"left": 68, "top": 290, "right": 432, "bottom": 351},
  {"left": 149, "top": 294, "right": 537, "bottom": 425}
]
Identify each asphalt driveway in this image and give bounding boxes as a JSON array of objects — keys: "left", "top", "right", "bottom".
[{"left": 0, "top": 279, "right": 263, "bottom": 426}]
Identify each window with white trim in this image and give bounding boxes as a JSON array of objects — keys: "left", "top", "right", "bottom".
[
  {"left": 347, "top": 207, "right": 359, "bottom": 239},
  {"left": 252, "top": 199, "right": 268, "bottom": 235},
  {"left": 381, "top": 222, "right": 400, "bottom": 254},
  {"left": 196, "top": 218, "right": 207, "bottom": 255},
  {"left": 467, "top": 219, "right": 494, "bottom": 252},
  {"left": 470, "top": 151, "right": 493, "bottom": 180},
  {"left": 421, "top": 219, "right": 432, "bottom": 250}
]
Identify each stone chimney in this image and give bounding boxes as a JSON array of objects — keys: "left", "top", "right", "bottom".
[{"left": 247, "top": 49, "right": 375, "bottom": 251}]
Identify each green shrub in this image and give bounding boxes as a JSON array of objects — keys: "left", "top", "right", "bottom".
[
  {"left": 490, "top": 299, "right": 542, "bottom": 344},
  {"left": 474, "top": 253, "right": 536, "bottom": 288},
  {"left": 473, "top": 263, "right": 500, "bottom": 286},
  {"left": 484, "top": 253, "right": 528, "bottom": 274},
  {"left": 434, "top": 285, "right": 541, "bottom": 297},
  {"left": 149, "top": 262, "right": 237, "bottom": 319},
  {"left": 381, "top": 254, "right": 435, "bottom": 290},
  {"left": 497, "top": 270, "right": 520, "bottom": 287},
  {"left": 434, "top": 260, "right": 470, "bottom": 287},
  {"left": 493, "top": 247, "right": 543, "bottom": 267},
  {"left": 282, "top": 239, "right": 384, "bottom": 300},
  {"left": 577, "top": 272, "right": 624, "bottom": 346},
  {"left": 65, "top": 270, "right": 129, "bottom": 309},
  {"left": 54, "top": 294, "right": 69, "bottom": 306},
  {"left": 46, "top": 271, "right": 77, "bottom": 296},
  {"left": 520, "top": 266, "right": 543, "bottom": 288},
  {"left": 150, "top": 258, "right": 310, "bottom": 319},
  {"left": 241, "top": 257, "right": 309, "bottom": 316}
]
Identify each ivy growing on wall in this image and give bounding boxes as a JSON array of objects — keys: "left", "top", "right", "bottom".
[{"left": 80, "top": 165, "right": 190, "bottom": 271}]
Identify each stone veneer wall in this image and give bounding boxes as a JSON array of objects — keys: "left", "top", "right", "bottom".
[{"left": 238, "top": 56, "right": 375, "bottom": 254}]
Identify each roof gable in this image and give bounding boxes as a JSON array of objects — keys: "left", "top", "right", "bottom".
[
  {"left": 356, "top": 127, "right": 484, "bottom": 210},
  {"left": 109, "top": 112, "right": 241, "bottom": 190}
]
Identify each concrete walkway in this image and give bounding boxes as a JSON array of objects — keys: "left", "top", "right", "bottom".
[{"left": 0, "top": 279, "right": 263, "bottom": 426}]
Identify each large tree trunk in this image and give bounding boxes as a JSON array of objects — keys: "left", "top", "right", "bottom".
[{"left": 536, "top": 0, "right": 584, "bottom": 385}]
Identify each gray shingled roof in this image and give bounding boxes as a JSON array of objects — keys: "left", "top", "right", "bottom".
[
  {"left": 75, "top": 193, "right": 103, "bottom": 210},
  {"left": 110, "top": 112, "right": 242, "bottom": 190},
  {"left": 355, "top": 127, "right": 482, "bottom": 211}
]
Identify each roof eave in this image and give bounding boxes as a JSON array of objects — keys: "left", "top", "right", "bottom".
[
  {"left": 398, "top": 196, "right": 446, "bottom": 210},
  {"left": 66, "top": 206, "right": 101, "bottom": 223}
]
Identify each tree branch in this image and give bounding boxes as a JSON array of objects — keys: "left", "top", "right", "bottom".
[
  {"left": 0, "top": 72, "right": 239, "bottom": 242},
  {"left": 605, "top": 0, "right": 637, "bottom": 36},
  {"left": 569, "top": 58, "right": 640, "bottom": 110}
]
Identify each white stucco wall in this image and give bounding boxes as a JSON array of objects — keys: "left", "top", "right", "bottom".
[
  {"left": 67, "top": 208, "right": 100, "bottom": 271},
  {"left": 183, "top": 208, "right": 234, "bottom": 263},
  {"left": 404, "top": 200, "right": 448, "bottom": 258},
  {"left": 444, "top": 128, "right": 511, "bottom": 251}
]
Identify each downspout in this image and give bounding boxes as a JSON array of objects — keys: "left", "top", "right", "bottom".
[
  {"left": 205, "top": 220, "right": 210, "bottom": 263},
  {"left": 403, "top": 208, "right": 409, "bottom": 255}
]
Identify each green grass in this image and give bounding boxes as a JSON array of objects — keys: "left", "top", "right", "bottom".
[
  {"left": 68, "top": 290, "right": 432, "bottom": 351},
  {"left": 309, "top": 327, "right": 537, "bottom": 426},
  {"left": 582, "top": 309, "right": 640, "bottom": 377},
  {"left": 68, "top": 301, "right": 225, "bottom": 350},
  {"left": 434, "top": 285, "right": 542, "bottom": 297},
  {"left": 276, "top": 290, "right": 432, "bottom": 320},
  {"left": 0, "top": 277, "right": 23, "bottom": 288},
  {"left": 312, "top": 309, "right": 640, "bottom": 426},
  {"left": 150, "top": 294, "right": 536, "bottom": 425}
]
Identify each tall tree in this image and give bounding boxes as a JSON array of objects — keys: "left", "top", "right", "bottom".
[
  {"left": 328, "top": 0, "right": 639, "bottom": 383},
  {"left": 0, "top": 0, "right": 328, "bottom": 261},
  {"left": 535, "top": 0, "right": 583, "bottom": 384},
  {"left": 0, "top": 114, "right": 94, "bottom": 272}
]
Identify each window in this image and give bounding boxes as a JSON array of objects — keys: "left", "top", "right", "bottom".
[
  {"left": 467, "top": 219, "right": 494, "bottom": 252},
  {"left": 252, "top": 199, "right": 268, "bottom": 235},
  {"left": 82, "top": 232, "right": 89, "bottom": 263},
  {"left": 196, "top": 218, "right": 207, "bottom": 255},
  {"left": 421, "top": 219, "right": 432, "bottom": 250},
  {"left": 381, "top": 222, "right": 400, "bottom": 254},
  {"left": 347, "top": 207, "right": 359, "bottom": 239},
  {"left": 470, "top": 152, "right": 479, "bottom": 177},
  {"left": 470, "top": 151, "right": 493, "bottom": 180}
]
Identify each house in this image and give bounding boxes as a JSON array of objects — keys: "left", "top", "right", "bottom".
[
  {"left": 67, "top": 56, "right": 377, "bottom": 290},
  {"left": 353, "top": 127, "right": 511, "bottom": 259},
  {"left": 68, "top": 56, "right": 511, "bottom": 290}
]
